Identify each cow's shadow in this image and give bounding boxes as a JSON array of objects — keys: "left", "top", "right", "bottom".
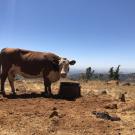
[{"left": 3, "top": 92, "right": 77, "bottom": 101}]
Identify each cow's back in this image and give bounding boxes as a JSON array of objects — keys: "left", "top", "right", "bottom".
[{"left": 1, "top": 48, "right": 60, "bottom": 76}]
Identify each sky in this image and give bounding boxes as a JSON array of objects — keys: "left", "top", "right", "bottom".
[{"left": 0, "top": 0, "right": 135, "bottom": 73}]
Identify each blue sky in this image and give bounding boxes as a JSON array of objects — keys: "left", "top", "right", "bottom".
[{"left": 0, "top": 0, "right": 135, "bottom": 72}]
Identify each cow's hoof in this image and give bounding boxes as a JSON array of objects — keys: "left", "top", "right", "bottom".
[
  {"left": 41, "top": 92, "right": 53, "bottom": 98},
  {"left": 2, "top": 92, "right": 6, "bottom": 97},
  {"left": 11, "top": 92, "right": 16, "bottom": 97},
  {"left": 48, "top": 93, "right": 54, "bottom": 98},
  {"left": 41, "top": 92, "right": 47, "bottom": 95}
]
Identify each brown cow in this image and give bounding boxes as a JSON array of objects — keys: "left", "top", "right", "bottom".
[{"left": 0, "top": 48, "right": 76, "bottom": 96}]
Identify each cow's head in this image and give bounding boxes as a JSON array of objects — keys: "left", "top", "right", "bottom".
[{"left": 59, "top": 58, "right": 76, "bottom": 78}]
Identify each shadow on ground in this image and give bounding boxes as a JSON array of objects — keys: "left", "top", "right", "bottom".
[{"left": 2, "top": 92, "right": 78, "bottom": 101}]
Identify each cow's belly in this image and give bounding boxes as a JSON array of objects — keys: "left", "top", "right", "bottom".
[
  {"left": 20, "top": 72, "right": 43, "bottom": 78},
  {"left": 8, "top": 64, "right": 60, "bottom": 82},
  {"left": 8, "top": 64, "right": 43, "bottom": 80}
]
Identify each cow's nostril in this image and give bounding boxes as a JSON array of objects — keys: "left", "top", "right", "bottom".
[{"left": 61, "top": 73, "right": 66, "bottom": 78}]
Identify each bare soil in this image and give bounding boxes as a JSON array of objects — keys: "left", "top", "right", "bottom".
[{"left": 0, "top": 79, "right": 135, "bottom": 135}]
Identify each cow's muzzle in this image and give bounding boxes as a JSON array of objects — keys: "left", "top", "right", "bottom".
[{"left": 61, "top": 73, "right": 67, "bottom": 78}]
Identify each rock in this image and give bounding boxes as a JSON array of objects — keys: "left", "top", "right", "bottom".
[
  {"left": 111, "top": 116, "right": 121, "bottom": 121},
  {"left": 92, "top": 111, "right": 121, "bottom": 121},
  {"left": 113, "top": 92, "right": 126, "bottom": 102},
  {"left": 49, "top": 110, "right": 58, "bottom": 118},
  {"left": 106, "top": 80, "right": 119, "bottom": 85},
  {"left": 101, "top": 90, "right": 107, "bottom": 95},
  {"left": 104, "top": 103, "right": 117, "bottom": 109},
  {"left": 52, "top": 107, "right": 57, "bottom": 111},
  {"left": 119, "top": 93, "right": 126, "bottom": 102},
  {"left": 93, "top": 89, "right": 108, "bottom": 95},
  {"left": 121, "top": 82, "right": 130, "bottom": 86}
]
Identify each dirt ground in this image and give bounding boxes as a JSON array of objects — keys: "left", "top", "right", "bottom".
[{"left": 0, "top": 79, "right": 135, "bottom": 135}]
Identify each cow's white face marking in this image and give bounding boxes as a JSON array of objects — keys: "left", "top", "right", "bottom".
[
  {"left": 47, "top": 57, "right": 76, "bottom": 82},
  {"left": 59, "top": 58, "right": 76, "bottom": 78}
]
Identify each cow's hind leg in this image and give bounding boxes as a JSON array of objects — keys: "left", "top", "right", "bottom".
[
  {"left": 8, "top": 72, "right": 16, "bottom": 95},
  {"left": 1, "top": 64, "right": 11, "bottom": 96},
  {"left": 1, "top": 73, "right": 8, "bottom": 96}
]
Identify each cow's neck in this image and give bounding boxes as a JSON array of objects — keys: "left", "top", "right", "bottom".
[{"left": 47, "top": 71, "right": 60, "bottom": 82}]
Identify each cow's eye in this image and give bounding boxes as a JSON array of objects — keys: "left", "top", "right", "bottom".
[{"left": 63, "top": 61, "right": 66, "bottom": 64}]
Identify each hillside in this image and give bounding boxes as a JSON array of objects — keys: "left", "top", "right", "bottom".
[{"left": 69, "top": 72, "right": 135, "bottom": 82}]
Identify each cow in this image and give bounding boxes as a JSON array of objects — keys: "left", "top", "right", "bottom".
[{"left": 0, "top": 48, "right": 76, "bottom": 96}]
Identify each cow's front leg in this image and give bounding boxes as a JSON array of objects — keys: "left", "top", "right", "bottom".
[
  {"left": 47, "top": 83, "right": 52, "bottom": 96},
  {"left": 44, "top": 85, "right": 48, "bottom": 95},
  {"left": 43, "top": 77, "right": 52, "bottom": 97},
  {"left": 8, "top": 78, "right": 16, "bottom": 95}
]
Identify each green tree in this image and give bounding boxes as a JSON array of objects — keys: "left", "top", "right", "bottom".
[
  {"left": 114, "top": 65, "right": 120, "bottom": 80},
  {"left": 108, "top": 65, "right": 120, "bottom": 80},
  {"left": 86, "top": 67, "right": 95, "bottom": 80},
  {"left": 109, "top": 67, "right": 114, "bottom": 80}
]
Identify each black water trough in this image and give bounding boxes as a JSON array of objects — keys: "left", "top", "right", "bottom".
[{"left": 58, "top": 81, "right": 81, "bottom": 99}]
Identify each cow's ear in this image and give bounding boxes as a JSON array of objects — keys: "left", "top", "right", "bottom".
[{"left": 69, "top": 60, "right": 76, "bottom": 65}]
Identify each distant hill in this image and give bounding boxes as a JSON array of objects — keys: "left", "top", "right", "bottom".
[{"left": 69, "top": 71, "right": 135, "bottom": 82}]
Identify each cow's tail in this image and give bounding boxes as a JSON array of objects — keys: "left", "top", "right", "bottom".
[{"left": 0, "top": 52, "right": 1, "bottom": 78}]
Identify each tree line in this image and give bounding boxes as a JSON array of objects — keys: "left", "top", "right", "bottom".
[{"left": 80, "top": 65, "right": 120, "bottom": 81}]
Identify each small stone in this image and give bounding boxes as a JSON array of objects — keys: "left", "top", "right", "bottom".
[
  {"left": 92, "top": 111, "right": 121, "bottom": 121},
  {"left": 52, "top": 107, "right": 57, "bottom": 111},
  {"left": 49, "top": 110, "right": 58, "bottom": 118},
  {"left": 120, "top": 94, "right": 126, "bottom": 102},
  {"left": 104, "top": 103, "right": 117, "bottom": 109}
]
